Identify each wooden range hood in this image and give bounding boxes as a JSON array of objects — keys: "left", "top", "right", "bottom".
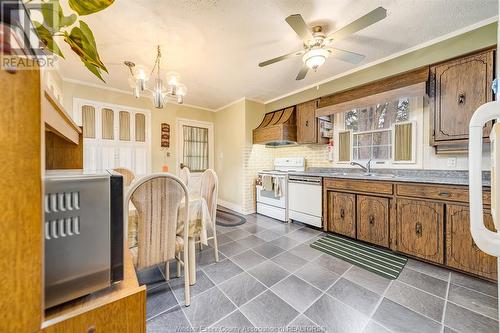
[{"left": 253, "top": 106, "right": 297, "bottom": 146}]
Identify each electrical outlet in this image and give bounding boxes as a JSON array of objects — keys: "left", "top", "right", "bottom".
[{"left": 447, "top": 157, "right": 457, "bottom": 168}]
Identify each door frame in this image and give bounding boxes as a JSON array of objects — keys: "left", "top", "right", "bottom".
[
  {"left": 176, "top": 118, "right": 214, "bottom": 175},
  {"left": 72, "top": 98, "right": 152, "bottom": 174}
]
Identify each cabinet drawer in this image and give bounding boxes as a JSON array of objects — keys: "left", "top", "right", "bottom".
[
  {"left": 43, "top": 291, "right": 146, "bottom": 333},
  {"left": 324, "top": 178, "right": 393, "bottom": 195},
  {"left": 396, "top": 183, "right": 490, "bottom": 204}
]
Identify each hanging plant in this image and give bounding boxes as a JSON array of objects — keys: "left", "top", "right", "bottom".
[{"left": 27, "top": 0, "right": 113, "bottom": 82}]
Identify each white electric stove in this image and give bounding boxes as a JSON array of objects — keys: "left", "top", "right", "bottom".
[{"left": 256, "top": 157, "right": 305, "bottom": 221}]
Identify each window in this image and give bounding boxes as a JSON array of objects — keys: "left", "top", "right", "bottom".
[
  {"left": 135, "top": 113, "right": 146, "bottom": 142},
  {"left": 102, "top": 108, "right": 114, "bottom": 140},
  {"left": 82, "top": 105, "right": 95, "bottom": 139},
  {"left": 182, "top": 125, "right": 209, "bottom": 172},
  {"left": 119, "top": 111, "right": 130, "bottom": 141},
  {"left": 344, "top": 98, "right": 410, "bottom": 161}
]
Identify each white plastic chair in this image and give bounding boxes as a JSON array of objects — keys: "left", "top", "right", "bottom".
[
  {"left": 179, "top": 165, "right": 191, "bottom": 188},
  {"left": 198, "top": 169, "right": 219, "bottom": 262}
]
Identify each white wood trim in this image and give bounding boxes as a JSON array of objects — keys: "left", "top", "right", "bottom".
[
  {"left": 175, "top": 118, "right": 215, "bottom": 175},
  {"left": 218, "top": 199, "right": 249, "bottom": 215},
  {"left": 392, "top": 120, "right": 417, "bottom": 164}
]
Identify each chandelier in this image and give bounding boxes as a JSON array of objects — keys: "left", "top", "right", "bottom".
[{"left": 124, "top": 46, "right": 187, "bottom": 109}]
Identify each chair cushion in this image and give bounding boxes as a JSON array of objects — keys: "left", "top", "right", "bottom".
[{"left": 130, "top": 236, "right": 184, "bottom": 268}]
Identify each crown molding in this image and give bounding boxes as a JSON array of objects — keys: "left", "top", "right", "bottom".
[
  {"left": 263, "top": 16, "right": 498, "bottom": 105},
  {"left": 214, "top": 97, "right": 265, "bottom": 112},
  {"left": 61, "top": 77, "right": 217, "bottom": 112}
]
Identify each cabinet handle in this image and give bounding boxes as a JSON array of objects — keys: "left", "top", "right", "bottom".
[
  {"left": 305, "top": 120, "right": 309, "bottom": 127},
  {"left": 340, "top": 208, "right": 345, "bottom": 219},
  {"left": 369, "top": 215, "right": 375, "bottom": 225},
  {"left": 415, "top": 222, "right": 422, "bottom": 237},
  {"left": 458, "top": 92, "right": 466, "bottom": 105},
  {"left": 438, "top": 191, "right": 451, "bottom": 197}
]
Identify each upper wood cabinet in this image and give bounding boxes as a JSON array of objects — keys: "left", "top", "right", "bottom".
[
  {"left": 296, "top": 100, "right": 330, "bottom": 144},
  {"left": 430, "top": 49, "right": 494, "bottom": 151},
  {"left": 446, "top": 205, "right": 497, "bottom": 280},
  {"left": 396, "top": 199, "right": 444, "bottom": 264},
  {"left": 357, "top": 195, "right": 390, "bottom": 247}
]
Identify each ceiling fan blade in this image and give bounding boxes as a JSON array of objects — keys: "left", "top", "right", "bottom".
[
  {"left": 258, "top": 50, "right": 304, "bottom": 67},
  {"left": 328, "top": 48, "right": 365, "bottom": 64},
  {"left": 285, "top": 14, "right": 313, "bottom": 42},
  {"left": 296, "top": 65, "right": 309, "bottom": 80},
  {"left": 327, "top": 7, "right": 387, "bottom": 42}
]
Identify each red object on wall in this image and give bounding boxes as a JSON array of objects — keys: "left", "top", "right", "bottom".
[{"left": 161, "top": 123, "right": 170, "bottom": 148}]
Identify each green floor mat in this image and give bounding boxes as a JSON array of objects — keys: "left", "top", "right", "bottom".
[{"left": 310, "top": 235, "right": 407, "bottom": 279}]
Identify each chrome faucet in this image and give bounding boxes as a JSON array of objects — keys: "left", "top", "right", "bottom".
[{"left": 350, "top": 159, "right": 372, "bottom": 173}]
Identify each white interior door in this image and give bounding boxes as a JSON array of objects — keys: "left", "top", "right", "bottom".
[
  {"left": 176, "top": 118, "right": 214, "bottom": 193},
  {"left": 73, "top": 99, "right": 151, "bottom": 176}
]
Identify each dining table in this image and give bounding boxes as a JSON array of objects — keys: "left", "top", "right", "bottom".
[{"left": 127, "top": 194, "right": 212, "bottom": 285}]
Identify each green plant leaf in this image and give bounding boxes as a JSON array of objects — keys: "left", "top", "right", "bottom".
[
  {"left": 84, "top": 62, "right": 106, "bottom": 82},
  {"left": 64, "top": 21, "right": 108, "bottom": 72},
  {"left": 40, "top": 0, "right": 76, "bottom": 32},
  {"left": 68, "top": 0, "right": 114, "bottom": 15},
  {"left": 34, "top": 22, "right": 64, "bottom": 58}
]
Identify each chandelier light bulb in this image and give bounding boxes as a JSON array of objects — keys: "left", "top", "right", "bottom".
[{"left": 125, "top": 46, "right": 187, "bottom": 109}]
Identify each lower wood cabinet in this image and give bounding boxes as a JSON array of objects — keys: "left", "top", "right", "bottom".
[
  {"left": 446, "top": 204, "right": 497, "bottom": 280},
  {"left": 323, "top": 178, "right": 495, "bottom": 280},
  {"left": 357, "top": 195, "right": 389, "bottom": 247},
  {"left": 327, "top": 191, "right": 356, "bottom": 238},
  {"left": 396, "top": 199, "right": 444, "bottom": 264}
]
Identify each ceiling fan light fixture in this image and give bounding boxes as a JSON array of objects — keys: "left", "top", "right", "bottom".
[{"left": 303, "top": 48, "right": 328, "bottom": 70}]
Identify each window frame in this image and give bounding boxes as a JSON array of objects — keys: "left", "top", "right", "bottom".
[{"left": 335, "top": 95, "right": 422, "bottom": 168}]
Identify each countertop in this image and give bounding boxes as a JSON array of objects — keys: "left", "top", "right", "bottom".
[{"left": 288, "top": 168, "right": 491, "bottom": 187}]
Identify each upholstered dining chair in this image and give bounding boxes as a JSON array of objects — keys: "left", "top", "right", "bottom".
[
  {"left": 179, "top": 165, "right": 191, "bottom": 188},
  {"left": 198, "top": 169, "right": 219, "bottom": 262},
  {"left": 125, "top": 173, "right": 191, "bottom": 306},
  {"left": 113, "top": 167, "right": 135, "bottom": 187}
]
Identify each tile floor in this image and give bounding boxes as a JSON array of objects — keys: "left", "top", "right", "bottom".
[{"left": 138, "top": 212, "right": 499, "bottom": 333}]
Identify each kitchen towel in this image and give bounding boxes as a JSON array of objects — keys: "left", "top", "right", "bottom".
[{"left": 261, "top": 175, "right": 273, "bottom": 192}]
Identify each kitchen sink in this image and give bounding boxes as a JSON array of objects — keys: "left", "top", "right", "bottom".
[{"left": 331, "top": 172, "right": 397, "bottom": 178}]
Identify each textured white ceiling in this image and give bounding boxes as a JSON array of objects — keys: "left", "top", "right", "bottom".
[{"left": 57, "top": 0, "right": 497, "bottom": 110}]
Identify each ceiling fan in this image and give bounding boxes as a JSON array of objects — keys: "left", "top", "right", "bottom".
[{"left": 259, "top": 7, "right": 387, "bottom": 80}]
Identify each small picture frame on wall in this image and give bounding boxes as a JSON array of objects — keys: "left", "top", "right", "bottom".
[{"left": 161, "top": 123, "right": 170, "bottom": 148}]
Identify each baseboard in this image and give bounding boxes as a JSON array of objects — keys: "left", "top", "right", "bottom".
[{"left": 218, "top": 199, "right": 254, "bottom": 215}]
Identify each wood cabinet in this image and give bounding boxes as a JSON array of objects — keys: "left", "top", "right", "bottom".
[
  {"left": 327, "top": 191, "right": 356, "bottom": 238},
  {"left": 396, "top": 199, "right": 444, "bottom": 264},
  {"left": 430, "top": 48, "right": 494, "bottom": 151},
  {"left": 323, "top": 177, "right": 494, "bottom": 280},
  {"left": 296, "top": 100, "right": 330, "bottom": 144},
  {"left": 446, "top": 205, "right": 497, "bottom": 280},
  {"left": 357, "top": 196, "right": 390, "bottom": 247},
  {"left": 0, "top": 63, "right": 42, "bottom": 333}
]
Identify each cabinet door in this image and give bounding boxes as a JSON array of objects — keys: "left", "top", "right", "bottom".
[
  {"left": 357, "top": 195, "right": 389, "bottom": 247},
  {"left": 431, "top": 49, "right": 493, "bottom": 143},
  {"left": 446, "top": 205, "right": 497, "bottom": 280},
  {"left": 396, "top": 199, "right": 444, "bottom": 263},
  {"left": 327, "top": 191, "right": 356, "bottom": 238},
  {"left": 296, "top": 100, "right": 317, "bottom": 144}
]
